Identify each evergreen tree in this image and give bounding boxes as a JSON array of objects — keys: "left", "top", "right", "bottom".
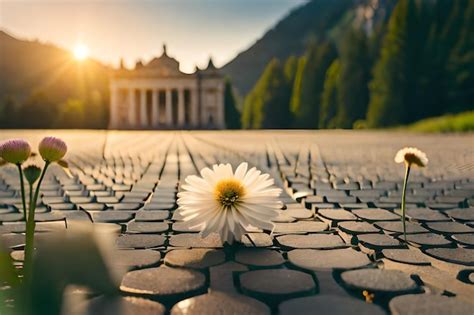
[
  {"left": 290, "top": 41, "right": 337, "bottom": 128},
  {"left": 319, "top": 59, "right": 340, "bottom": 128},
  {"left": 17, "top": 91, "right": 58, "bottom": 128},
  {"left": 446, "top": 0, "right": 474, "bottom": 112},
  {"left": 241, "top": 58, "right": 291, "bottom": 129},
  {"left": 334, "top": 29, "right": 370, "bottom": 128},
  {"left": 223, "top": 78, "right": 241, "bottom": 129},
  {"left": 0, "top": 96, "right": 18, "bottom": 128},
  {"left": 55, "top": 98, "right": 85, "bottom": 128},
  {"left": 290, "top": 56, "right": 307, "bottom": 120},
  {"left": 416, "top": 0, "right": 462, "bottom": 118},
  {"left": 367, "top": 0, "right": 422, "bottom": 127},
  {"left": 284, "top": 56, "right": 298, "bottom": 84}
]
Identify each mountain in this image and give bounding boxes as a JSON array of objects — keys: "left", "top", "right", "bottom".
[
  {"left": 221, "top": 0, "right": 395, "bottom": 96},
  {"left": 0, "top": 30, "right": 110, "bottom": 128}
]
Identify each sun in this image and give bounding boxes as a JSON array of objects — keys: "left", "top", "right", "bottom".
[{"left": 73, "top": 43, "right": 89, "bottom": 61}]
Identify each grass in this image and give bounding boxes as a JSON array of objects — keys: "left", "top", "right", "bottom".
[{"left": 405, "top": 111, "right": 474, "bottom": 133}]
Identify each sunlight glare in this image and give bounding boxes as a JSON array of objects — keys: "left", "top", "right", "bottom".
[{"left": 73, "top": 43, "right": 89, "bottom": 61}]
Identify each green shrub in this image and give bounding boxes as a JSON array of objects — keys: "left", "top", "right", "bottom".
[{"left": 407, "top": 111, "right": 474, "bottom": 132}]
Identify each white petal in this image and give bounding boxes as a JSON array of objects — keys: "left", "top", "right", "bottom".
[{"left": 234, "top": 162, "right": 248, "bottom": 181}]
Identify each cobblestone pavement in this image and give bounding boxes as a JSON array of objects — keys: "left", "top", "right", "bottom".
[{"left": 1, "top": 130, "right": 474, "bottom": 314}]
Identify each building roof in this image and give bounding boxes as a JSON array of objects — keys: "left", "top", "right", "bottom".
[
  {"left": 145, "top": 44, "right": 181, "bottom": 75},
  {"left": 113, "top": 44, "right": 222, "bottom": 79}
]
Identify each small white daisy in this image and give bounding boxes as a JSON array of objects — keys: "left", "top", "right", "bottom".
[
  {"left": 394, "top": 147, "right": 428, "bottom": 167},
  {"left": 177, "top": 162, "right": 282, "bottom": 244}
]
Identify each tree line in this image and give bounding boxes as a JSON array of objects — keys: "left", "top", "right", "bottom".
[
  {"left": 241, "top": 0, "right": 473, "bottom": 129},
  {"left": 0, "top": 91, "right": 108, "bottom": 129}
]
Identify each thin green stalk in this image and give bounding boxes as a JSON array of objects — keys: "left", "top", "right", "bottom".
[
  {"left": 401, "top": 165, "right": 411, "bottom": 242},
  {"left": 17, "top": 164, "right": 27, "bottom": 221},
  {"left": 23, "top": 162, "right": 49, "bottom": 284}
]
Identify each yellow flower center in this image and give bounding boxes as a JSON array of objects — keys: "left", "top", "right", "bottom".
[
  {"left": 214, "top": 178, "right": 245, "bottom": 208},
  {"left": 404, "top": 153, "right": 424, "bottom": 167}
]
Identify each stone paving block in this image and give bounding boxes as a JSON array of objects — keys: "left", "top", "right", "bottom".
[
  {"left": 389, "top": 294, "right": 474, "bottom": 315},
  {"left": 116, "top": 234, "right": 165, "bottom": 249},
  {"left": 235, "top": 248, "right": 285, "bottom": 267},
  {"left": 317, "top": 209, "right": 357, "bottom": 222},
  {"left": 279, "top": 295, "right": 385, "bottom": 315},
  {"left": 242, "top": 233, "right": 273, "bottom": 247},
  {"left": 164, "top": 248, "right": 225, "bottom": 269},
  {"left": 92, "top": 211, "right": 134, "bottom": 223},
  {"left": 171, "top": 291, "right": 270, "bottom": 315},
  {"left": 239, "top": 269, "right": 316, "bottom": 306},
  {"left": 424, "top": 221, "right": 474, "bottom": 234},
  {"left": 374, "top": 221, "right": 429, "bottom": 234},
  {"left": 209, "top": 261, "right": 248, "bottom": 293},
  {"left": 169, "top": 233, "right": 223, "bottom": 248},
  {"left": 400, "top": 233, "right": 452, "bottom": 247},
  {"left": 172, "top": 221, "right": 201, "bottom": 232},
  {"left": 382, "top": 249, "right": 431, "bottom": 266},
  {"left": 352, "top": 209, "right": 400, "bottom": 222},
  {"left": 452, "top": 234, "right": 474, "bottom": 246},
  {"left": 273, "top": 221, "right": 328, "bottom": 234},
  {"left": 79, "top": 203, "right": 106, "bottom": 211},
  {"left": 112, "top": 249, "right": 162, "bottom": 270},
  {"left": 144, "top": 203, "right": 176, "bottom": 211},
  {"left": 85, "top": 296, "right": 166, "bottom": 315},
  {"left": 134, "top": 210, "right": 169, "bottom": 221},
  {"left": 395, "top": 208, "right": 450, "bottom": 222},
  {"left": 0, "top": 213, "right": 24, "bottom": 222},
  {"left": 423, "top": 248, "right": 474, "bottom": 266},
  {"left": 127, "top": 221, "right": 169, "bottom": 233},
  {"left": 111, "top": 203, "right": 142, "bottom": 211},
  {"left": 357, "top": 233, "right": 405, "bottom": 250},
  {"left": 444, "top": 208, "right": 474, "bottom": 221},
  {"left": 276, "top": 234, "right": 347, "bottom": 249},
  {"left": 288, "top": 248, "right": 372, "bottom": 271},
  {"left": 120, "top": 266, "right": 206, "bottom": 304},
  {"left": 338, "top": 221, "right": 380, "bottom": 234},
  {"left": 341, "top": 269, "right": 419, "bottom": 295},
  {"left": 272, "top": 211, "right": 296, "bottom": 223}
]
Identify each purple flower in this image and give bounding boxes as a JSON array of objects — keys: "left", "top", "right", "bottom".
[
  {"left": 39, "top": 137, "right": 67, "bottom": 162},
  {"left": 0, "top": 139, "right": 31, "bottom": 164}
]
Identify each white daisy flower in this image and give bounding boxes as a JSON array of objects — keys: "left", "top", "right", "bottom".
[
  {"left": 395, "top": 147, "right": 429, "bottom": 242},
  {"left": 177, "top": 162, "right": 282, "bottom": 244},
  {"left": 394, "top": 147, "right": 428, "bottom": 167}
]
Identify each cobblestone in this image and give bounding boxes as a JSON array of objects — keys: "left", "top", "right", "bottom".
[{"left": 1, "top": 130, "right": 473, "bottom": 313}]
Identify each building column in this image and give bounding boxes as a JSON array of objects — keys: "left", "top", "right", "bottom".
[
  {"left": 140, "top": 89, "right": 147, "bottom": 127},
  {"left": 151, "top": 89, "right": 159, "bottom": 127},
  {"left": 128, "top": 88, "right": 136, "bottom": 127},
  {"left": 166, "top": 89, "right": 172, "bottom": 125},
  {"left": 217, "top": 82, "right": 225, "bottom": 128},
  {"left": 109, "top": 86, "right": 118, "bottom": 128},
  {"left": 191, "top": 88, "right": 199, "bottom": 128},
  {"left": 178, "top": 88, "right": 185, "bottom": 126}
]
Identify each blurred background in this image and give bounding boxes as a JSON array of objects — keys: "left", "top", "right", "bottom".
[{"left": 0, "top": 0, "right": 472, "bottom": 131}]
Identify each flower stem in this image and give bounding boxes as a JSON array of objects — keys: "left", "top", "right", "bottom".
[
  {"left": 401, "top": 165, "right": 411, "bottom": 242},
  {"left": 23, "top": 162, "right": 49, "bottom": 284},
  {"left": 16, "top": 164, "right": 27, "bottom": 221}
]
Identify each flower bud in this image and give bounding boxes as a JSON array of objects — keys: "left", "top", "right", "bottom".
[
  {"left": 39, "top": 137, "right": 67, "bottom": 162},
  {"left": 23, "top": 165, "right": 42, "bottom": 184},
  {"left": 0, "top": 139, "right": 31, "bottom": 164}
]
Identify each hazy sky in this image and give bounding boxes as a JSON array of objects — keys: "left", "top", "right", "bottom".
[{"left": 0, "top": 0, "right": 307, "bottom": 72}]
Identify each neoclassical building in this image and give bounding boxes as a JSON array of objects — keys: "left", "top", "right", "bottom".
[{"left": 109, "top": 45, "right": 225, "bottom": 129}]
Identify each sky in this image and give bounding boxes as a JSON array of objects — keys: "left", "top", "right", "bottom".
[{"left": 0, "top": 0, "right": 308, "bottom": 73}]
